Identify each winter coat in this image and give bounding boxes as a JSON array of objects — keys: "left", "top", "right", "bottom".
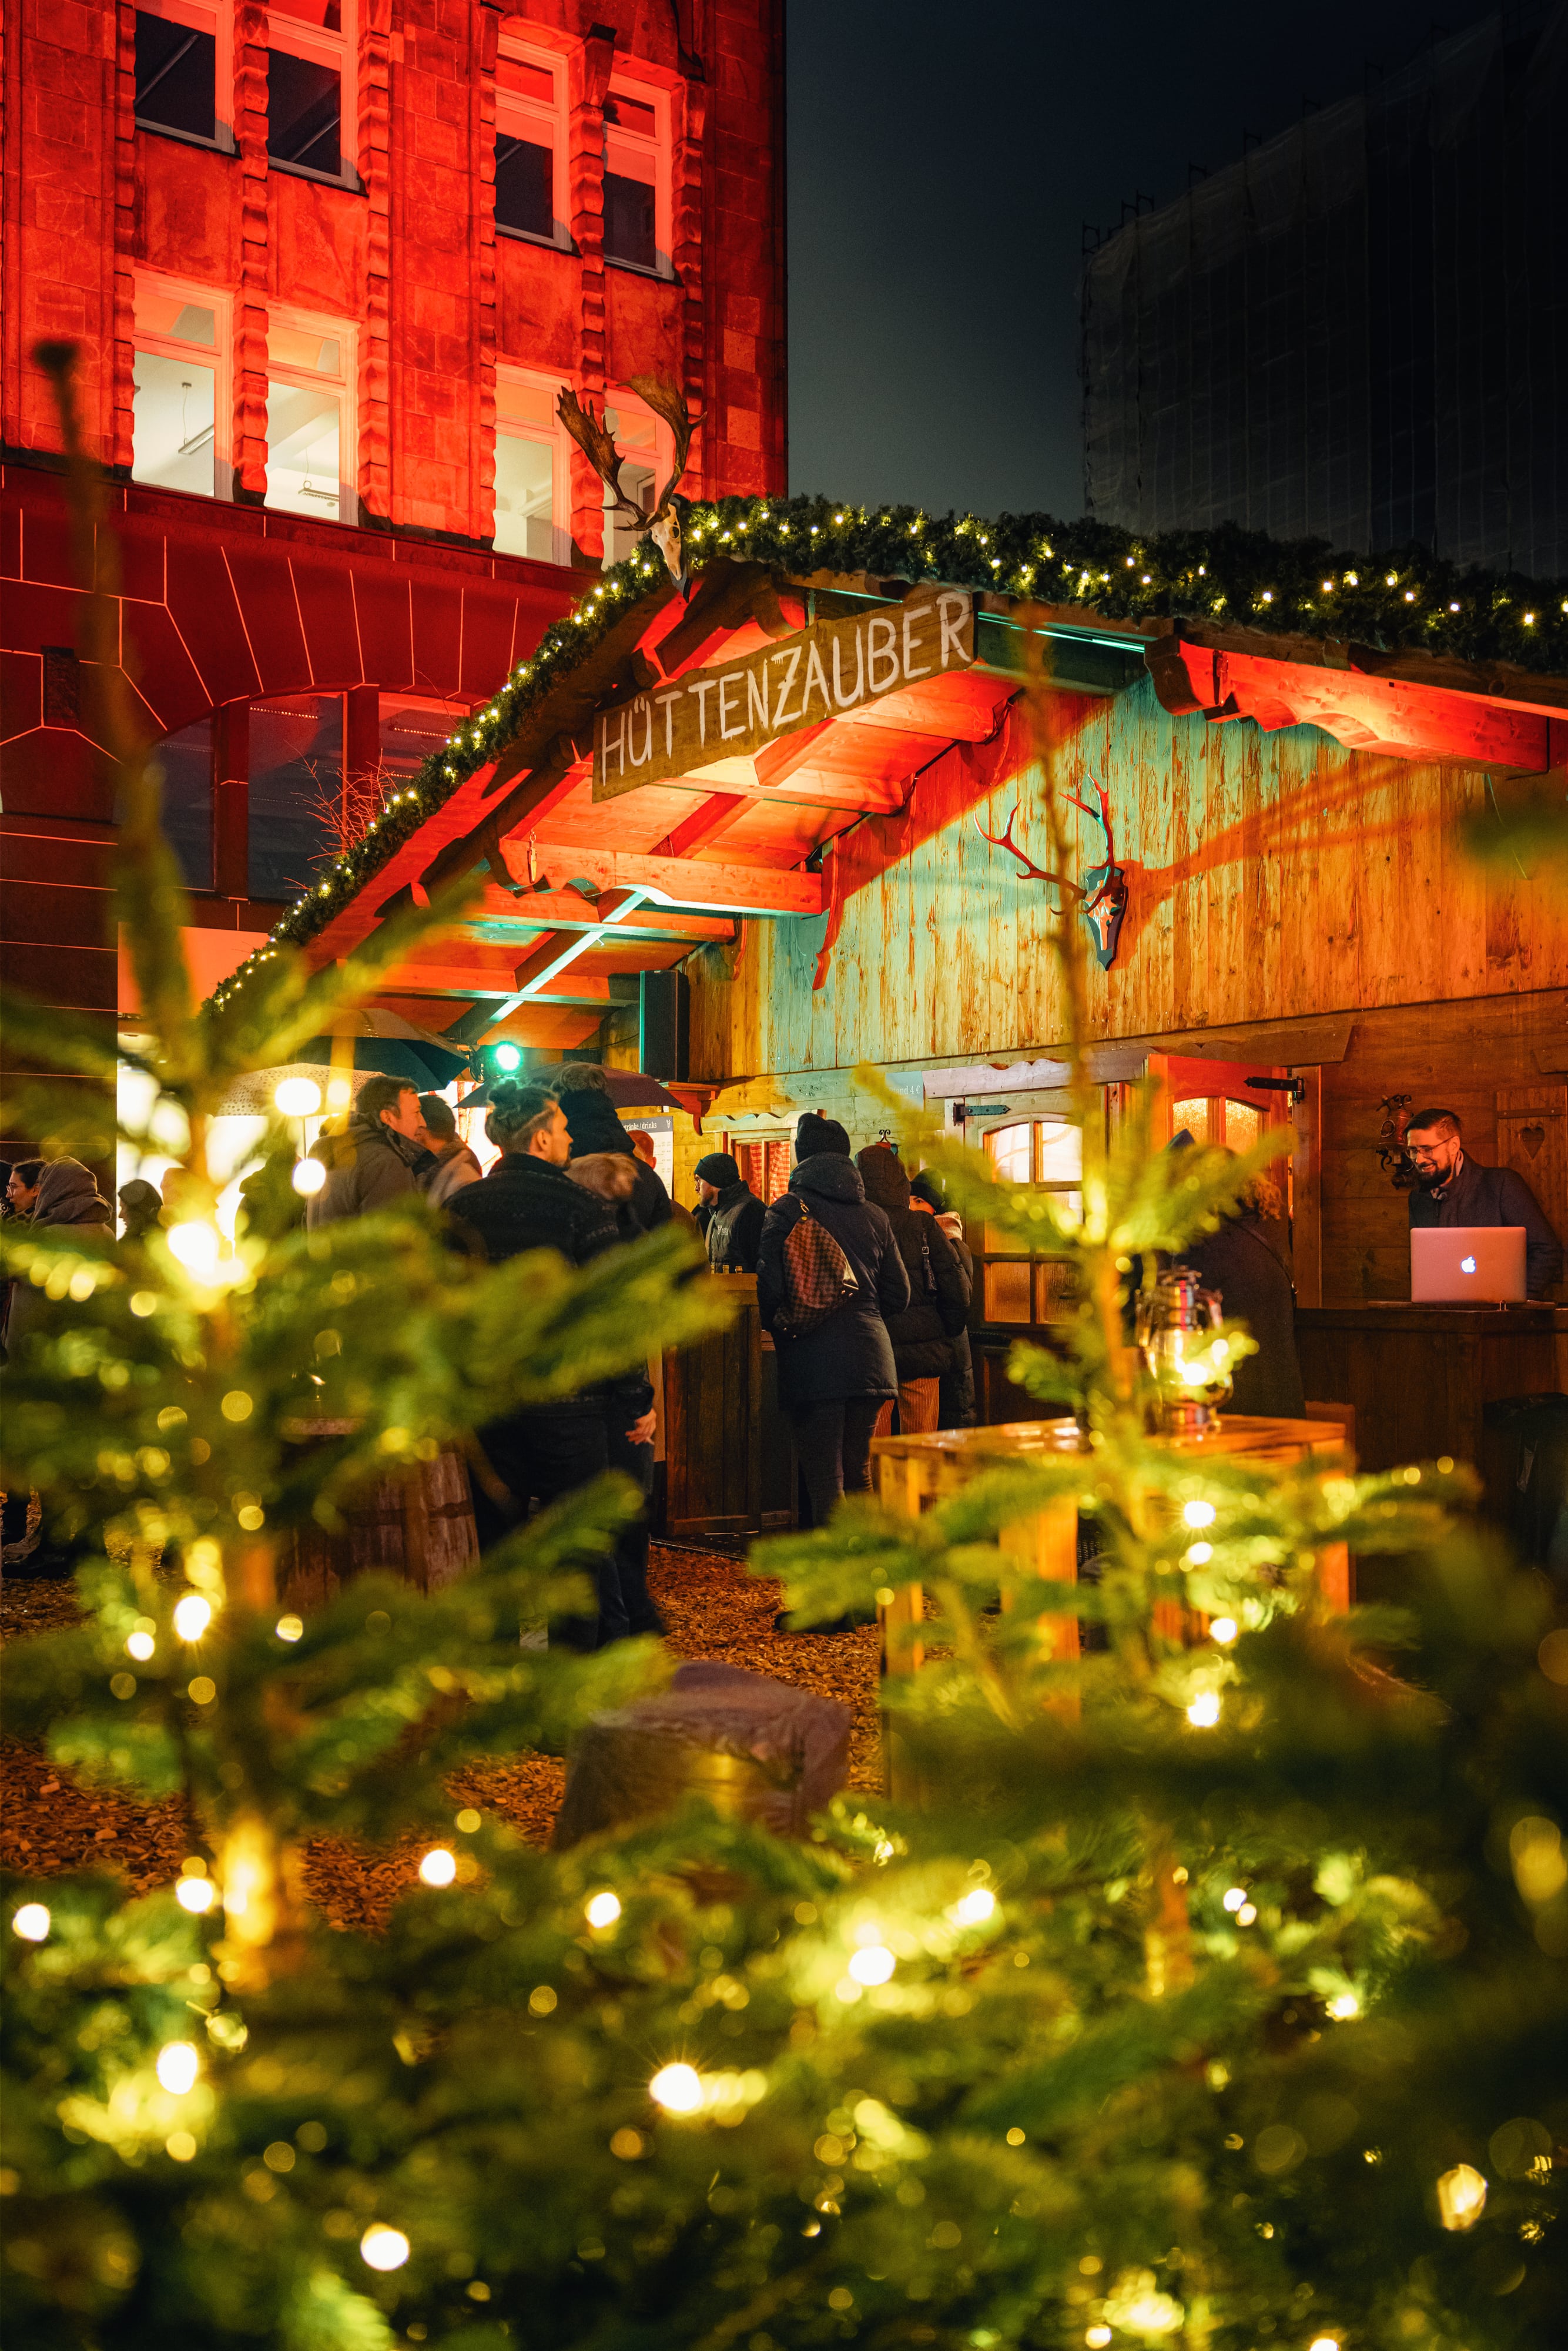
[
  {"left": 756, "top": 1154, "right": 911, "bottom": 1408},
  {"left": 450, "top": 1152, "right": 651, "bottom": 1419},
  {"left": 1182, "top": 1215, "right": 1306, "bottom": 1420},
  {"left": 1408, "top": 1153, "right": 1563, "bottom": 1296},
  {"left": 855, "top": 1147, "right": 971, "bottom": 1381},
  {"left": 706, "top": 1181, "right": 765, "bottom": 1274},
  {"left": 424, "top": 1142, "right": 484, "bottom": 1210},
  {"left": 559, "top": 1088, "right": 674, "bottom": 1236},
  {"left": 930, "top": 1210, "right": 977, "bottom": 1425},
  {"left": 305, "top": 1114, "right": 426, "bottom": 1228},
  {"left": 2, "top": 1158, "right": 114, "bottom": 1361}
]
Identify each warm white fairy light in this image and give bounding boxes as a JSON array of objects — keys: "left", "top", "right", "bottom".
[
  {"left": 1182, "top": 1499, "right": 1217, "bottom": 1529},
  {"left": 12, "top": 1903, "right": 50, "bottom": 1942},
  {"left": 156, "top": 2041, "right": 200, "bottom": 2095},
  {"left": 947, "top": 1887, "right": 996, "bottom": 1927},
  {"left": 1209, "top": 1616, "right": 1238, "bottom": 1643},
  {"left": 649, "top": 2063, "right": 703, "bottom": 2114},
  {"left": 585, "top": 1891, "right": 621, "bottom": 1928},
  {"left": 418, "top": 1848, "right": 457, "bottom": 1887},
  {"left": 360, "top": 2225, "right": 411, "bottom": 2270},
  {"left": 1186, "top": 1692, "right": 1222, "bottom": 1727},
  {"left": 847, "top": 1943, "right": 896, "bottom": 1985},
  {"left": 173, "top": 1594, "right": 212, "bottom": 1643},
  {"left": 176, "top": 1876, "right": 216, "bottom": 1915}
]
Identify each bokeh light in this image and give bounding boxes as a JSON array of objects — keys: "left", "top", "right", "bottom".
[
  {"left": 156, "top": 2041, "right": 200, "bottom": 2095},
  {"left": 11, "top": 1903, "right": 50, "bottom": 1942},
  {"left": 418, "top": 1848, "right": 457, "bottom": 1887},
  {"left": 360, "top": 2225, "right": 411, "bottom": 2270},
  {"left": 649, "top": 2063, "right": 703, "bottom": 2114}
]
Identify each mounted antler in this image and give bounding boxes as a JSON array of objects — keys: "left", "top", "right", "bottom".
[
  {"left": 973, "top": 778, "right": 1130, "bottom": 970},
  {"left": 1063, "top": 778, "right": 1117, "bottom": 912},
  {"left": 971, "top": 804, "right": 1082, "bottom": 899},
  {"left": 555, "top": 374, "right": 703, "bottom": 587}
]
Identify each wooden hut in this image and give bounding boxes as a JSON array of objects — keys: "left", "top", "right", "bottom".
[{"left": 225, "top": 510, "right": 1568, "bottom": 1510}]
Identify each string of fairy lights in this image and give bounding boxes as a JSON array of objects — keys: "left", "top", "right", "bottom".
[{"left": 203, "top": 495, "right": 1568, "bottom": 1017}]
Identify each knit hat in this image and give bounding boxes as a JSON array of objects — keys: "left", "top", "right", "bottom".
[
  {"left": 695, "top": 1151, "right": 741, "bottom": 1187},
  {"left": 909, "top": 1168, "right": 947, "bottom": 1211},
  {"left": 795, "top": 1112, "right": 851, "bottom": 1161}
]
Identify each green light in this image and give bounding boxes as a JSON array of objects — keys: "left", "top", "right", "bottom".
[{"left": 492, "top": 1044, "right": 522, "bottom": 1074}]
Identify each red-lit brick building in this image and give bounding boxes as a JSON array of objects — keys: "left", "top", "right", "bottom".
[{"left": 1, "top": 0, "right": 785, "bottom": 1071}]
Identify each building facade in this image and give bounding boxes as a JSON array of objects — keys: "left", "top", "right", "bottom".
[
  {"left": 1, "top": 0, "right": 786, "bottom": 1113},
  {"left": 1081, "top": 2, "right": 1566, "bottom": 576}
]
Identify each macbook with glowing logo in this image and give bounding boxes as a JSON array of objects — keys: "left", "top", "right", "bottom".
[{"left": 1410, "top": 1227, "right": 1526, "bottom": 1302}]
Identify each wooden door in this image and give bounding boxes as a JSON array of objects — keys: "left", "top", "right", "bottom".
[{"left": 1496, "top": 1081, "right": 1568, "bottom": 1299}]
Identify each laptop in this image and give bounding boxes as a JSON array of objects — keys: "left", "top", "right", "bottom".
[{"left": 1410, "top": 1225, "right": 1526, "bottom": 1303}]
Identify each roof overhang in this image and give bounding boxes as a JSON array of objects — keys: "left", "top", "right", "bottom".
[{"left": 289, "top": 554, "right": 1568, "bottom": 1053}]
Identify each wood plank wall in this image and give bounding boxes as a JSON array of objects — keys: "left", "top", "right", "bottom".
[{"left": 685, "top": 677, "right": 1568, "bottom": 1307}]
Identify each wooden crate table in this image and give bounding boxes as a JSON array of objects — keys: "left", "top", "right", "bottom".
[{"left": 870, "top": 1414, "right": 1352, "bottom": 1683}]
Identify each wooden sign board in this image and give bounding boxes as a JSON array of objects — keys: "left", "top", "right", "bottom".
[{"left": 592, "top": 587, "right": 975, "bottom": 802}]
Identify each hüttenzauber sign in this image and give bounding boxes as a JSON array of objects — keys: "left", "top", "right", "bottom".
[{"left": 592, "top": 587, "right": 976, "bottom": 800}]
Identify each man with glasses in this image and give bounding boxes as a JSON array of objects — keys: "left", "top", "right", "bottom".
[{"left": 1405, "top": 1107, "right": 1563, "bottom": 1297}]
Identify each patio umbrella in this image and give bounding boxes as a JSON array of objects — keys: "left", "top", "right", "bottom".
[
  {"left": 212, "top": 1063, "right": 375, "bottom": 1117},
  {"left": 459, "top": 1068, "right": 687, "bottom": 1113},
  {"left": 295, "top": 1010, "right": 471, "bottom": 1090}
]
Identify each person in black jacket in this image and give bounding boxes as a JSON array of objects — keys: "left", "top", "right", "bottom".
[
  {"left": 554, "top": 1063, "right": 674, "bottom": 1237},
  {"left": 1182, "top": 1164, "right": 1305, "bottom": 1419},
  {"left": 453, "top": 1081, "right": 656, "bottom": 1650},
  {"left": 757, "top": 1116, "right": 911, "bottom": 1537},
  {"left": 694, "top": 1151, "right": 765, "bottom": 1272},
  {"left": 856, "top": 1146, "right": 971, "bottom": 1434},
  {"left": 910, "top": 1168, "right": 977, "bottom": 1426},
  {"left": 1405, "top": 1107, "right": 1563, "bottom": 1296}
]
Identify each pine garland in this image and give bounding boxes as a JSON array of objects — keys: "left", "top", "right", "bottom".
[{"left": 206, "top": 496, "right": 1568, "bottom": 1017}]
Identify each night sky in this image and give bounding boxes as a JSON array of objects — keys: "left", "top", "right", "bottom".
[{"left": 785, "top": 0, "right": 1486, "bottom": 521}]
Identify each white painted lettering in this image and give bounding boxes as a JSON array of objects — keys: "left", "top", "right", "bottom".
[
  {"left": 771, "top": 644, "right": 803, "bottom": 726},
  {"left": 937, "top": 591, "right": 968, "bottom": 668},
  {"left": 718, "top": 671, "right": 745, "bottom": 740},
  {"left": 802, "top": 641, "right": 832, "bottom": 718},
  {"left": 902, "top": 603, "right": 932, "bottom": 680},
  {"left": 832, "top": 628, "right": 864, "bottom": 709},
  {"left": 655, "top": 688, "right": 681, "bottom": 756},
  {"left": 688, "top": 676, "right": 717, "bottom": 745},
  {"left": 746, "top": 665, "right": 769, "bottom": 733},
  {"left": 866, "top": 613, "right": 899, "bottom": 695},
  {"left": 628, "top": 695, "right": 653, "bottom": 767},
  {"left": 599, "top": 707, "right": 627, "bottom": 778}
]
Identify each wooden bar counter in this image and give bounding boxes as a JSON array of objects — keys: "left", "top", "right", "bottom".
[{"left": 1295, "top": 1302, "right": 1568, "bottom": 1508}]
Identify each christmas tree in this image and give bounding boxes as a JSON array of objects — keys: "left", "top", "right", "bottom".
[{"left": 4, "top": 360, "right": 1564, "bottom": 2350}]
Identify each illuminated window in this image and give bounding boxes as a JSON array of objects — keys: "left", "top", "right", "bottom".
[
  {"left": 494, "top": 373, "right": 567, "bottom": 563},
  {"left": 604, "top": 81, "right": 668, "bottom": 274},
  {"left": 267, "top": 0, "right": 354, "bottom": 186},
  {"left": 135, "top": 0, "right": 230, "bottom": 148},
  {"left": 976, "top": 1119, "right": 1083, "bottom": 1326},
  {"left": 132, "top": 278, "right": 230, "bottom": 500},
  {"left": 1172, "top": 1096, "right": 1262, "bottom": 1153},
  {"left": 495, "top": 46, "right": 565, "bottom": 245},
  {"left": 265, "top": 314, "right": 352, "bottom": 521},
  {"left": 600, "top": 393, "right": 671, "bottom": 567}
]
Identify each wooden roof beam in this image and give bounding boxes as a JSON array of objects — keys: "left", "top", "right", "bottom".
[{"left": 498, "top": 839, "right": 825, "bottom": 916}]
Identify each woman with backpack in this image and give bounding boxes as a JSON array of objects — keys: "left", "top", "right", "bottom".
[
  {"left": 756, "top": 1114, "right": 911, "bottom": 1538},
  {"left": 857, "top": 1146, "right": 971, "bottom": 1435}
]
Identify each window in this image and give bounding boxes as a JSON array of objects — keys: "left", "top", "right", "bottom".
[
  {"left": 248, "top": 694, "right": 344, "bottom": 900},
  {"left": 603, "top": 81, "right": 668, "bottom": 274},
  {"left": 152, "top": 715, "right": 215, "bottom": 890},
  {"left": 136, "top": 0, "right": 228, "bottom": 145},
  {"left": 494, "top": 48, "right": 565, "bottom": 245},
  {"left": 132, "top": 279, "right": 230, "bottom": 499},
  {"left": 493, "top": 374, "right": 566, "bottom": 562},
  {"left": 974, "top": 1119, "right": 1083, "bottom": 1325},
  {"left": 1171, "top": 1096, "right": 1262, "bottom": 1154},
  {"left": 267, "top": 0, "right": 353, "bottom": 185},
  {"left": 600, "top": 393, "right": 671, "bottom": 567},
  {"left": 265, "top": 314, "right": 352, "bottom": 520}
]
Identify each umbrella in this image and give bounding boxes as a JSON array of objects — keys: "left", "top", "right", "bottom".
[
  {"left": 460, "top": 1068, "right": 687, "bottom": 1113},
  {"left": 296, "top": 1010, "right": 471, "bottom": 1090},
  {"left": 213, "top": 1063, "right": 375, "bottom": 1117}
]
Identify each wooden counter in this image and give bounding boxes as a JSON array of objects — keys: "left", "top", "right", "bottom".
[{"left": 1295, "top": 1302, "right": 1568, "bottom": 1506}]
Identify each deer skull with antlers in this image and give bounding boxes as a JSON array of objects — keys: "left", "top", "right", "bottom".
[
  {"left": 973, "top": 779, "right": 1129, "bottom": 969},
  {"left": 555, "top": 375, "right": 703, "bottom": 589}
]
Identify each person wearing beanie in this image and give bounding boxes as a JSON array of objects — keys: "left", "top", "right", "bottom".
[
  {"left": 756, "top": 1131, "right": 912, "bottom": 1583},
  {"left": 450, "top": 1081, "right": 656, "bottom": 1651},
  {"left": 553, "top": 1063, "right": 673, "bottom": 1237},
  {"left": 909, "top": 1169, "right": 977, "bottom": 1427},
  {"left": 695, "top": 1150, "right": 765, "bottom": 1274},
  {"left": 857, "top": 1147, "right": 971, "bottom": 1436},
  {"left": 794, "top": 1111, "right": 852, "bottom": 1163}
]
